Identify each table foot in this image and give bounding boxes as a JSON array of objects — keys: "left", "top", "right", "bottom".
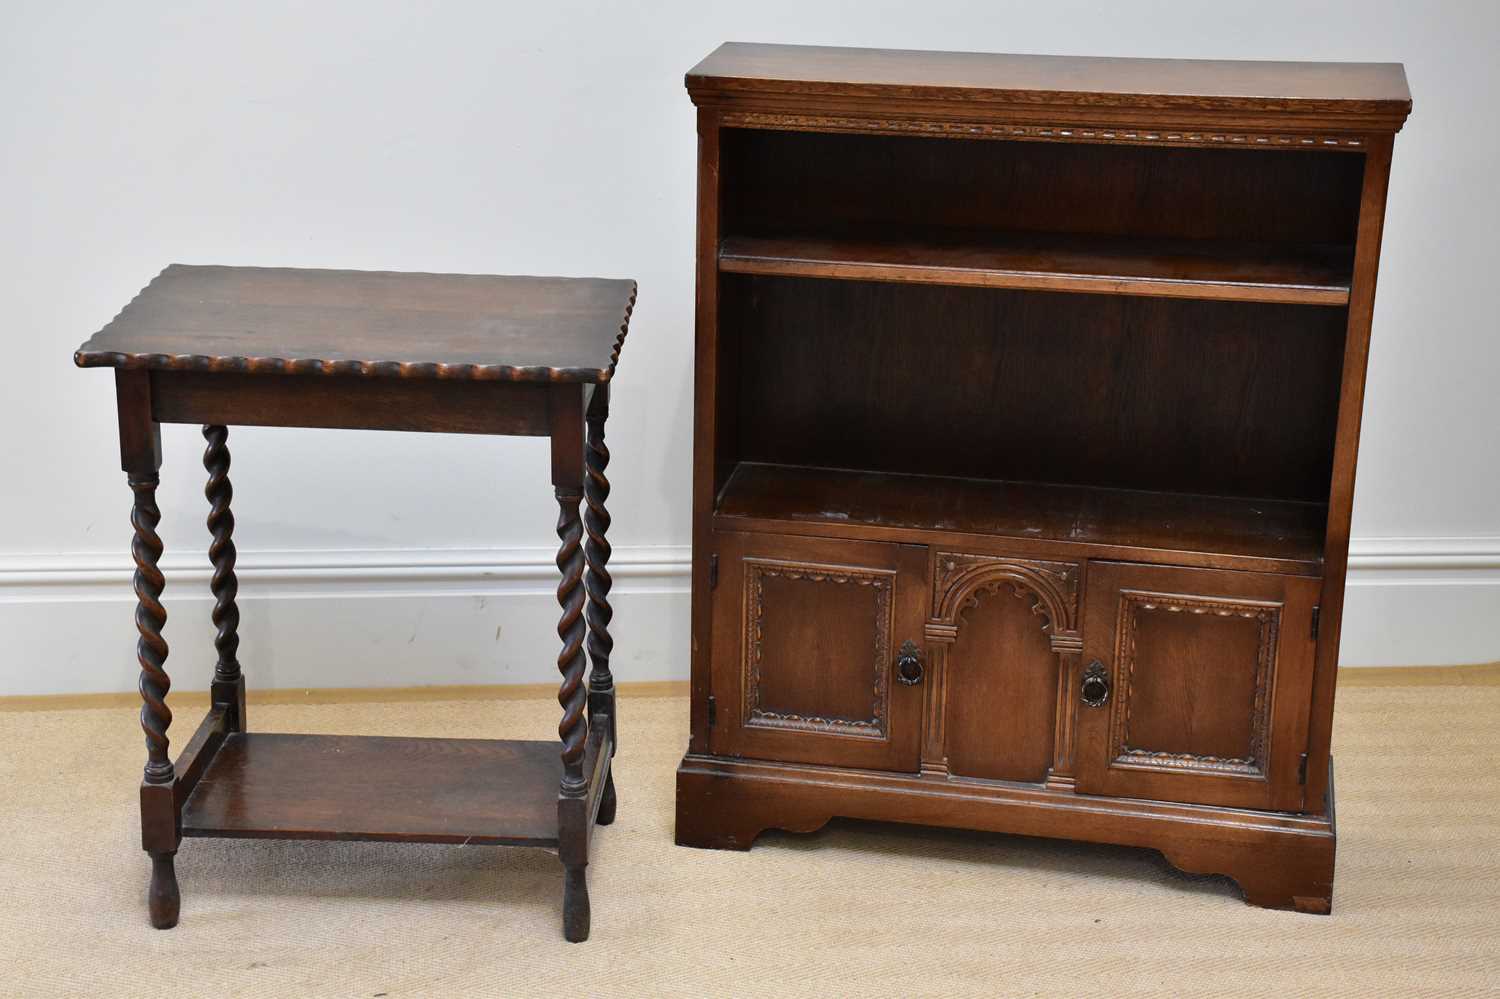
[
  {"left": 596, "top": 770, "right": 617, "bottom": 826},
  {"left": 147, "top": 851, "right": 180, "bottom": 929},
  {"left": 562, "top": 864, "right": 590, "bottom": 942}
]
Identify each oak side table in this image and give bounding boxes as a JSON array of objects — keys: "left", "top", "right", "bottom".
[{"left": 75, "top": 264, "right": 637, "bottom": 942}]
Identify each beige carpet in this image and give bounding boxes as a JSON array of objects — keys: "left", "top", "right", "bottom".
[{"left": 2, "top": 673, "right": 1498, "bottom": 997}]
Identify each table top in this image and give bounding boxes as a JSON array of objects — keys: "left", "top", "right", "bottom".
[
  {"left": 687, "top": 43, "right": 1412, "bottom": 131},
  {"left": 75, "top": 265, "right": 637, "bottom": 383}
]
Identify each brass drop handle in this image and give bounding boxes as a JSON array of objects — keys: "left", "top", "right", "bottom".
[
  {"left": 1080, "top": 660, "right": 1111, "bottom": 708},
  {"left": 896, "top": 640, "right": 924, "bottom": 686}
]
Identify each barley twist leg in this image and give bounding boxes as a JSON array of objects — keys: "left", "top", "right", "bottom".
[
  {"left": 202, "top": 424, "right": 245, "bottom": 730},
  {"left": 130, "top": 472, "right": 178, "bottom": 928}
]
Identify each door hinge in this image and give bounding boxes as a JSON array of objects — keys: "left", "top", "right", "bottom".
[
  {"left": 1311, "top": 605, "right": 1321, "bottom": 641},
  {"left": 708, "top": 554, "right": 719, "bottom": 590},
  {"left": 1298, "top": 752, "right": 1309, "bottom": 785},
  {"left": 706, "top": 694, "right": 717, "bottom": 727}
]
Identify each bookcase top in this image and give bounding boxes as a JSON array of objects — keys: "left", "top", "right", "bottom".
[{"left": 687, "top": 43, "right": 1411, "bottom": 133}]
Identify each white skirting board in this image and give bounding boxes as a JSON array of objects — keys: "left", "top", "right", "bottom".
[
  {"left": 0, "top": 539, "right": 1495, "bottom": 696},
  {"left": 1339, "top": 538, "right": 1500, "bottom": 667},
  {"left": 0, "top": 546, "right": 691, "bottom": 697}
]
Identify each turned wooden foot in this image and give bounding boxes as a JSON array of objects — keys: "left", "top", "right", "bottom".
[
  {"left": 562, "top": 864, "right": 590, "bottom": 942},
  {"left": 596, "top": 770, "right": 617, "bottom": 826},
  {"left": 129, "top": 454, "right": 184, "bottom": 927},
  {"left": 148, "top": 852, "right": 180, "bottom": 929},
  {"left": 555, "top": 448, "right": 593, "bottom": 942}
]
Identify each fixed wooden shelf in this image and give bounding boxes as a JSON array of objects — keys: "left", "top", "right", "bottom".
[
  {"left": 181, "top": 730, "right": 611, "bottom": 846},
  {"left": 713, "top": 462, "right": 1327, "bottom": 573},
  {"left": 719, "top": 231, "right": 1353, "bottom": 305}
]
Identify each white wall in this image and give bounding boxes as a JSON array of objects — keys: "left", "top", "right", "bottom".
[{"left": 2, "top": 1, "right": 1496, "bottom": 695}]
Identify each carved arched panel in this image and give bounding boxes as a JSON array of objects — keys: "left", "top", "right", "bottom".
[
  {"left": 923, "top": 552, "right": 1083, "bottom": 781},
  {"left": 928, "top": 552, "right": 1081, "bottom": 651},
  {"left": 943, "top": 584, "right": 1059, "bottom": 783}
]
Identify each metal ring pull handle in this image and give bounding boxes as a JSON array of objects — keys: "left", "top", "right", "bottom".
[
  {"left": 896, "top": 640, "right": 924, "bottom": 686},
  {"left": 1080, "top": 660, "right": 1111, "bottom": 708}
]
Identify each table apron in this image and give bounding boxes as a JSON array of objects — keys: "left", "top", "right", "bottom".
[{"left": 149, "top": 370, "right": 560, "bottom": 436}]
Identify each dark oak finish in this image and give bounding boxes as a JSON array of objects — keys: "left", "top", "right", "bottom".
[
  {"left": 944, "top": 584, "right": 1058, "bottom": 783},
  {"left": 721, "top": 277, "right": 1348, "bottom": 502},
  {"left": 585, "top": 383, "right": 618, "bottom": 760},
  {"left": 677, "top": 42, "right": 1409, "bottom": 916},
  {"left": 707, "top": 533, "right": 928, "bottom": 772},
  {"left": 77, "top": 264, "right": 636, "bottom": 382},
  {"left": 715, "top": 463, "right": 1327, "bottom": 574},
  {"left": 202, "top": 425, "right": 246, "bottom": 734},
  {"left": 676, "top": 753, "right": 1338, "bottom": 913},
  {"left": 172, "top": 705, "right": 229, "bottom": 808},
  {"left": 1306, "top": 136, "right": 1396, "bottom": 813},
  {"left": 115, "top": 369, "right": 179, "bottom": 928},
  {"left": 550, "top": 377, "right": 594, "bottom": 941},
  {"left": 78, "top": 266, "right": 636, "bottom": 941},
  {"left": 720, "top": 129, "right": 1366, "bottom": 246},
  {"left": 1074, "top": 562, "right": 1320, "bottom": 812},
  {"left": 153, "top": 371, "right": 553, "bottom": 436},
  {"left": 687, "top": 42, "right": 1411, "bottom": 133},
  {"left": 181, "top": 732, "right": 610, "bottom": 846}
]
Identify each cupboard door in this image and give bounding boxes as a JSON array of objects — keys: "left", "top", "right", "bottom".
[
  {"left": 1074, "top": 562, "right": 1319, "bottom": 811},
  {"left": 926, "top": 552, "right": 1083, "bottom": 785},
  {"left": 942, "top": 585, "right": 1059, "bottom": 783},
  {"left": 709, "top": 532, "right": 928, "bottom": 771}
]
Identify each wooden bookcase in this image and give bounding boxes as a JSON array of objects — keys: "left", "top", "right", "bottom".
[{"left": 675, "top": 42, "right": 1411, "bottom": 913}]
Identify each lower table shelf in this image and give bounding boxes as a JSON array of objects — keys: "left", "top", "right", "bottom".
[{"left": 181, "top": 732, "right": 598, "bottom": 847}]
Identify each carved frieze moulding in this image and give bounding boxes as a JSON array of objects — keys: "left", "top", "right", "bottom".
[
  {"left": 928, "top": 552, "right": 1081, "bottom": 653},
  {"left": 720, "top": 111, "right": 1369, "bottom": 151}
]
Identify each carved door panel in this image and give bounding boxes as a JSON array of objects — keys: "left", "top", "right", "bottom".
[
  {"left": 709, "top": 532, "right": 928, "bottom": 771},
  {"left": 925, "top": 552, "right": 1083, "bottom": 784},
  {"left": 1074, "top": 562, "right": 1320, "bottom": 812}
]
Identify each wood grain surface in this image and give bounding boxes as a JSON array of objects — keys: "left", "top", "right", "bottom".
[
  {"left": 715, "top": 462, "right": 1328, "bottom": 574},
  {"left": 688, "top": 42, "right": 1412, "bottom": 131},
  {"left": 181, "top": 733, "right": 569, "bottom": 846},
  {"left": 76, "top": 265, "right": 637, "bottom": 383},
  {"left": 720, "top": 231, "right": 1353, "bottom": 305}
]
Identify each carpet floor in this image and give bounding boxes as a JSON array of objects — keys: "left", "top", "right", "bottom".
[{"left": 1, "top": 675, "right": 1498, "bottom": 997}]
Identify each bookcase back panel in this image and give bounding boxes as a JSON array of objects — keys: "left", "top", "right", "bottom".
[
  {"left": 725, "top": 274, "right": 1346, "bottom": 502},
  {"left": 722, "top": 129, "right": 1365, "bottom": 248}
]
